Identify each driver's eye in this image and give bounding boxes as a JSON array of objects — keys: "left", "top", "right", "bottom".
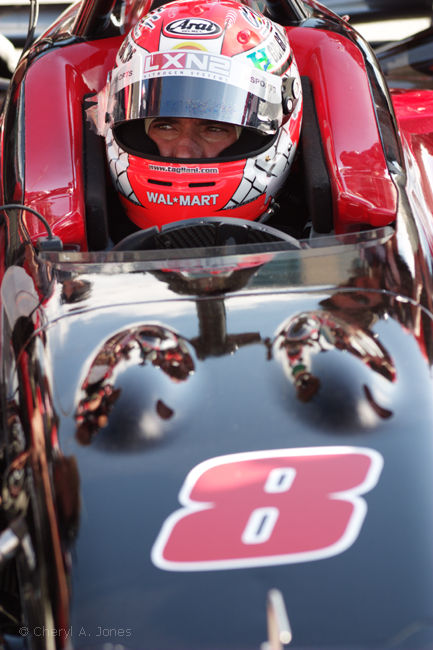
[
  {"left": 351, "top": 293, "right": 371, "bottom": 305},
  {"left": 205, "top": 125, "right": 230, "bottom": 136},
  {"left": 154, "top": 122, "right": 174, "bottom": 130}
]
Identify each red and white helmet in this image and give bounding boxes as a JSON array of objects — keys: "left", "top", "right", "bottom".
[{"left": 104, "top": 0, "right": 303, "bottom": 230}]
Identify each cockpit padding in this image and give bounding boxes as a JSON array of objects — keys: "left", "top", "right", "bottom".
[
  {"left": 83, "top": 94, "right": 110, "bottom": 250},
  {"left": 299, "top": 77, "right": 333, "bottom": 234}
]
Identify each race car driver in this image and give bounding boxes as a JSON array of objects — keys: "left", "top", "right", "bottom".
[
  {"left": 145, "top": 116, "right": 242, "bottom": 159},
  {"left": 89, "top": 0, "right": 305, "bottom": 238}
]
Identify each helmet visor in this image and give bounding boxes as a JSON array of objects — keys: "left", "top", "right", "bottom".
[{"left": 107, "top": 51, "right": 283, "bottom": 135}]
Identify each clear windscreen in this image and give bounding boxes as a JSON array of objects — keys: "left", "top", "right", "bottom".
[{"left": 39, "top": 228, "right": 396, "bottom": 270}]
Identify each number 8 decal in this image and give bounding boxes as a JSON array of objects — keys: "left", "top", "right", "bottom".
[{"left": 151, "top": 446, "right": 383, "bottom": 571}]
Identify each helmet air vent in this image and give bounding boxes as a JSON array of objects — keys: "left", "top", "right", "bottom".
[{"left": 148, "top": 179, "right": 172, "bottom": 186}]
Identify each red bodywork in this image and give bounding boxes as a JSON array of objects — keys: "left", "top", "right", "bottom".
[
  {"left": 21, "top": 37, "right": 121, "bottom": 250},
  {"left": 288, "top": 26, "right": 398, "bottom": 234},
  {"left": 391, "top": 88, "right": 433, "bottom": 251}
]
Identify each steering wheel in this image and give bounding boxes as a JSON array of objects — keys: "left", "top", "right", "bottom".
[{"left": 112, "top": 217, "right": 301, "bottom": 251}]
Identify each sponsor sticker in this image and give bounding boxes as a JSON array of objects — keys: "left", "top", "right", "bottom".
[
  {"left": 167, "top": 4, "right": 180, "bottom": 18},
  {"left": 164, "top": 18, "right": 222, "bottom": 37},
  {"left": 143, "top": 51, "right": 231, "bottom": 75},
  {"left": 148, "top": 164, "right": 219, "bottom": 174},
  {"left": 133, "top": 7, "right": 164, "bottom": 38},
  {"left": 247, "top": 47, "right": 273, "bottom": 72},
  {"left": 117, "top": 35, "right": 137, "bottom": 65},
  {"left": 240, "top": 5, "right": 271, "bottom": 34},
  {"left": 225, "top": 9, "right": 238, "bottom": 29},
  {"left": 246, "top": 33, "right": 288, "bottom": 72},
  {"left": 151, "top": 446, "right": 383, "bottom": 571},
  {"left": 110, "top": 51, "right": 281, "bottom": 104},
  {"left": 146, "top": 192, "right": 219, "bottom": 206},
  {"left": 110, "top": 56, "right": 143, "bottom": 96}
]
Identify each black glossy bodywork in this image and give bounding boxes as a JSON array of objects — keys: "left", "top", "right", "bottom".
[{"left": 2, "top": 224, "right": 433, "bottom": 649}]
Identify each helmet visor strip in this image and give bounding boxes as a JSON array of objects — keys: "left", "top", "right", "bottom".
[{"left": 107, "top": 51, "right": 283, "bottom": 135}]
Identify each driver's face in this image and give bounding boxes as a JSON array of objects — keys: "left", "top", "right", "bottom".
[{"left": 148, "top": 117, "right": 238, "bottom": 158}]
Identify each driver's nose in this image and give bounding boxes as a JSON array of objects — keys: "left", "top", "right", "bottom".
[{"left": 173, "top": 123, "right": 204, "bottom": 158}]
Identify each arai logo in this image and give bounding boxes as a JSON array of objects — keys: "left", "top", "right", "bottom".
[{"left": 165, "top": 18, "right": 222, "bottom": 37}]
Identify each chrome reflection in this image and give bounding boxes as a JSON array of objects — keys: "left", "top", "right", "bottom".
[
  {"left": 75, "top": 325, "right": 194, "bottom": 448},
  {"left": 272, "top": 310, "right": 397, "bottom": 429}
]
